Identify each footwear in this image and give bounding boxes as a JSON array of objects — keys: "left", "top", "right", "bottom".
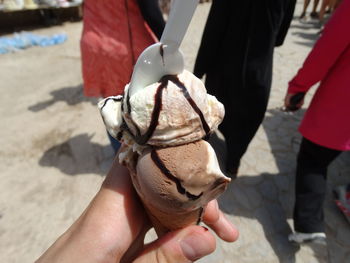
[
  {"left": 310, "top": 11, "right": 319, "bottom": 19},
  {"left": 68, "top": 0, "right": 82, "bottom": 6},
  {"left": 56, "top": 0, "right": 70, "bottom": 7},
  {"left": 333, "top": 184, "right": 350, "bottom": 224},
  {"left": 24, "top": 0, "right": 38, "bottom": 9},
  {"left": 3, "top": 0, "right": 24, "bottom": 10},
  {"left": 299, "top": 11, "right": 306, "bottom": 19},
  {"left": 37, "top": 0, "right": 57, "bottom": 7},
  {"left": 288, "top": 232, "right": 326, "bottom": 245}
]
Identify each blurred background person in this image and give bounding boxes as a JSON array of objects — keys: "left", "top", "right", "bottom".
[
  {"left": 80, "top": 0, "right": 165, "bottom": 153},
  {"left": 194, "top": 0, "right": 296, "bottom": 176},
  {"left": 284, "top": 0, "right": 350, "bottom": 244}
]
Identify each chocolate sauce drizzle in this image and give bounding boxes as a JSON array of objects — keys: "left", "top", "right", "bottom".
[
  {"left": 167, "top": 75, "right": 211, "bottom": 135},
  {"left": 210, "top": 177, "right": 228, "bottom": 190},
  {"left": 131, "top": 77, "right": 168, "bottom": 145},
  {"left": 125, "top": 75, "right": 211, "bottom": 145},
  {"left": 196, "top": 207, "right": 204, "bottom": 225},
  {"left": 124, "top": 88, "right": 142, "bottom": 138},
  {"left": 160, "top": 44, "right": 165, "bottom": 66},
  {"left": 100, "top": 96, "right": 123, "bottom": 109},
  {"left": 151, "top": 149, "right": 203, "bottom": 200},
  {"left": 126, "top": 90, "right": 131, "bottom": 114}
]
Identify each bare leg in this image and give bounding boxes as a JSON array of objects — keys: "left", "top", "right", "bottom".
[
  {"left": 329, "top": 0, "right": 338, "bottom": 11},
  {"left": 310, "top": 0, "right": 320, "bottom": 17},
  {"left": 310, "top": 0, "right": 320, "bottom": 19},
  {"left": 334, "top": 0, "right": 343, "bottom": 9},
  {"left": 312, "top": 0, "right": 320, "bottom": 12},
  {"left": 300, "top": 0, "right": 311, "bottom": 18},
  {"left": 319, "top": 0, "right": 330, "bottom": 23}
]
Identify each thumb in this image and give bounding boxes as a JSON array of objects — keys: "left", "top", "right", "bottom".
[
  {"left": 134, "top": 226, "right": 216, "bottom": 263},
  {"left": 284, "top": 93, "right": 294, "bottom": 108}
]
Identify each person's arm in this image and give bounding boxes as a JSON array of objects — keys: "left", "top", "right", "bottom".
[
  {"left": 288, "top": 0, "right": 350, "bottom": 94},
  {"left": 136, "top": 0, "right": 166, "bottom": 40},
  {"left": 275, "top": 0, "right": 297, "bottom": 47}
]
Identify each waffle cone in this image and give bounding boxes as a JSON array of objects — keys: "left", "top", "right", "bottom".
[{"left": 141, "top": 197, "right": 204, "bottom": 237}]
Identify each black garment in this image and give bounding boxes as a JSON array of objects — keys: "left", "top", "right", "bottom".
[
  {"left": 293, "top": 138, "right": 341, "bottom": 233},
  {"left": 137, "top": 0, "right": 165, "bottom": 39},
  {"left": 194, "top": 0, "right": 296, "bottom": 171}
]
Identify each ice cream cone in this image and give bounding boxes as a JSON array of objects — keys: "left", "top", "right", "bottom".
[
  {"left": 141, "top": 186, "right": 205, "bottom": 236},
  {"left": 101, "top": 69, "right": 230, "bottom": 238}
]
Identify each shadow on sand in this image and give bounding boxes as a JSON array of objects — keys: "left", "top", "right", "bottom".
[
  {"left": 39, "top": 133, "right": 114, "bottom": 176},
  {"left": 289, "top": 17, "right": 321, "bottom": 47},
  {"left": 28, "top": 84, "right": 98, "bottom": 112}
]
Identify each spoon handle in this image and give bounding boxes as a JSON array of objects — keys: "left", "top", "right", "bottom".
[{"left": 160, "top": 0, "right": 199, "bottom": 50}]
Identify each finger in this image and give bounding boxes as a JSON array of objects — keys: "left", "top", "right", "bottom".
[
  {"left": 284, "top": 94, "right": 293, "bottom": 108},
  {"left": 297, "top": 99, "right": 304, "bottom": 109},
  {"left": 133, "top": 226, "right": 216, "bottom": 263},
  {"left": 86, "top": 159, "right": 149, "bottom": 260},
  {"left": 120, "top": 226, "right": 150, "bottom": 263},
  {"left": 202, "top": 200, "right": 239, "bottom": 242}
]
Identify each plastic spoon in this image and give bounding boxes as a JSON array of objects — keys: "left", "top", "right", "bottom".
[{"left": 128, "top": 0, "right": 199, "bottom": 97}]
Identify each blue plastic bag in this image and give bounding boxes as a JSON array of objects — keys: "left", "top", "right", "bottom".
[{"left": 0, "top": 32, "right": 67, "bottom": 54}]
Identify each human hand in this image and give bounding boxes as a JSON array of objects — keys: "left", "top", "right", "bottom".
[
  {"left": 36, "top": 158, "right": 238, "bottom": 263},
  {"left": 284, "top": 92, "right": 305, "bottom": 112}
]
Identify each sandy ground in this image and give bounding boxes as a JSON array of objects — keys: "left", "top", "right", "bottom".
[{"left": 1, "top": 1, "right": 349, "bottom": 262}]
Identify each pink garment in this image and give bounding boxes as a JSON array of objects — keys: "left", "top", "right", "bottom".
[
  {"left": 288, "top": 0, "right": 350, "bottom": 151},
  {"left": 80, "top": 0, "right": 157, "bottom": 98}
]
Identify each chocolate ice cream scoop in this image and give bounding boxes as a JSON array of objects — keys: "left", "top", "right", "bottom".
[{"left": 130, "top": 140, "right": 230, "bottom": 235}]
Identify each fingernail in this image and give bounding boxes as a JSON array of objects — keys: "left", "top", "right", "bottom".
[
  {"left": 180, "top": 234, "right": 212, "bottom": 261},
  {"left": 221, "top": 215, "right": 239, "bottom": 242}
]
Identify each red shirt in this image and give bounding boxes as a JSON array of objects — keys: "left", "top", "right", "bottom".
[
  {"left": 81, "top": 0, "right": 157, "bottom": 98},
  {"left": 288, "top": 0, "right": 350, "bottom": 151}
]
